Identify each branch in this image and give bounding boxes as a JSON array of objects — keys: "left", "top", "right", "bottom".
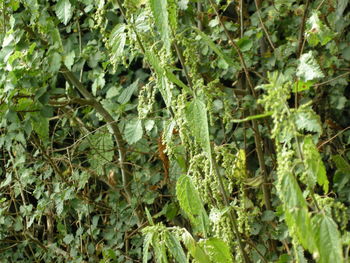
[{"left": 60, "top": 66, "right": 133, "bottom": 206}]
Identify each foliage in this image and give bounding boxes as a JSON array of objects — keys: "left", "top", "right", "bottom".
[{"left": 1, "top": 0, "right": 350, "bottom": 262}]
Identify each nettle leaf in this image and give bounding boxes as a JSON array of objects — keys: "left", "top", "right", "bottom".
[
  {"left": 164, "top": 231, "right": 187, "bottom": 263},
  {"left": 200, "top": 238, "right": 233, "bottom": 263},
  {"left": 142, "top": 231, "right": 154, "bottom": 263},
  {"left": 185, "top": 97, "right": 211, "bottom": 157},
  {"left": 176, "top": 174, "right": 209, "bottom": 236},
  {"left": 279, "top": 168, "right": 316, "bottom": 252},
  {"left": 297, "top": 51, "right": 324, "bottom": 81},
  {"left": 306, "top": 12, "right": 335, "bottom": 46},
  {"left": 294, "top": 109, "right": 322, "bottom": 134},
  {"left": 149, "top": 0, "right": 171, "bottom": 53},
  {"left": 303, "top": 136, "right": 328, "bottom": 192},
  {"left": 55, "top": 0, "right": 73, "bottom": 25},
  {"left": 181, "top": 229, "right": 210, "bottom": 262},
  {"left": 118, "top": 79, "right": 139, "bottom": 104},
  {"left": 312, "top": 213, "right": 343, "bottom": 263},
  {"left": 124, "top": 118, "right": 143, "bottom": 144},
  {"left": 109, "top": 24, "right": 127, "bottom": 65}
]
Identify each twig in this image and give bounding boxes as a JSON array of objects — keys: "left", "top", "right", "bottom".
[
  {"left": 297, "top": 0, "right": 310, "bottom": 58},
  {"left": 317, "top": 126, "right": 350, "bottom": 149},
  {"left": 315, "top": 72, "right": 350, "bottom": 87},
  {"left": 254, "top": 0, "right": 275, "bottom": 51}
]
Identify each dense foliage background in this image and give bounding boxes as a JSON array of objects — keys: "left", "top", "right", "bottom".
[{"left": 1, "top": 0, "right": 350, "bottom": 262}]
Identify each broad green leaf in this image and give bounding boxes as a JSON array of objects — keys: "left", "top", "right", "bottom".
[
  {"left": 109, "top": 24, "right": 127, "bottom": 65},
  {"left": 55, "top": 0, "right": 73, "bottom": 25},
  {"left": 200, "top": 238, "right": 233, "bottom": 263},
  {"left": 312, "top": 214, "right": 343, "bottom": 263},
  {"left": 176, "top": 174, "right": 209, "bottom": 236},
  {"left": 124, "top": 118, "right": 143, "bottom": 144},
  {"left": 87, "top": 128, "right": 114, "bottom": 174},
  {"left": 145, "top": 50, "right": 192, "bottom": 94},
  {"left": 185, "top": 97, "right": 211, "bottom": 157},
  {"left": 118, "top": 79, "right": 139, "bottom": 104},
  {"left": 292, "top": 80, "right": 315, "bottom": 93},
  {"left": 297, "top": 51, "right": 324, "bottom": 81},
  {"left": 303, "top": 135, "right": 328, "bottom": 192},
  {"left": 164, "top": 231, "right": 187, "bottom": 263},
  {"left": 48, "top": 52, "right": 62, "bottom": 73},
  {"left": 294, "top": 109, "right": 322, "bottom": 134},
  {"left": 332, "top": 154, "right": 350, "bottom": 174},
  {"left": 149, "top": 0, "right": 171, "bottom": 53},
  {"left": 30, "top": 112, "right": 49, "bottom": 143},
  {"left": 195, "top": 28, "right": 235, "bottom": 66},
  {"left": 181, "top": 230, "right": 211, "bottom": 263},
  {"left": 279, "top": 170, "right": 316, "bottom": 252}
]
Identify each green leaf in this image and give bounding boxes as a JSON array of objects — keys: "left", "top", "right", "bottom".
[
  {"left": 164, "top": 231, "right": 187, "bottom": 263},
  {"left": 200, "top": 238, "right": 233, "bottom": 263},
  {"left": 332, "top": 154, "right": 350, "bottom": 174},
  {"left": 312, "top": 214, "right": 344, "bottom": 263},
  {"left": 303, "top": 135, "right": 328, "bottom": 192},
  {"left": 292, "top": 80, "right": 315, "bottom": 93},
  {"left": 48, "top": 52, "right": 62, "bottom": 73},
  {"left": 124, "top": 118, "right": 143, "bottom": 144},
  {"left": 55, "top": 0, "right": 73, "bottom": 25},
  {"left": 294, "top": 109, "right": 322, "bottom": 134},
  {"left": 30, "top": 112, "right": 49, "bottom": 143},
  {"left": 176, "top": 174, "right": 209, "bottom": 236},
  {"left": 149, "top": 0, "right": 171, "bottom": 53},
  {"left": 118, "top": 79, "right": 139, "bottom": 104},
  {"left": 87, "top": 128, "right": 114, "bottom": 174},
  {"left": 297, "top": 51, "right": 324, "bottom": 81},
  {"left": 279, "top": 169, "right": 316, "bottom": 252},
  {"left": 143, "top": 231, "right": 154, "bottom": 263},
  {"left": 195, "top": 28, "right": 235, "bottom": 66},
  {"left": 109, "top": 24, "right": 127, "bottom": 65},
  {"left": 185, "top": 97, "right": 211, "bottom": 157},
  {"left": 181, "top": 230, "right": 211, "bottom": 263}
]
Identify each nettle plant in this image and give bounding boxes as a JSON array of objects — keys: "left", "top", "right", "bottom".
[{"left": 1, "top": 0, "right": 350, "bottom": 262}]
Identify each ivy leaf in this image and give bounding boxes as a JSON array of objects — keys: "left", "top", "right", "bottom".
[
  {"left": 176, "top": 174, "right": 209, "bottom": 236},
  {"left": 297, "top": 51, "right": 324, "bottom": 81},
  {"left": 200, "top": 238, "right": 233, "bottom": 263},
  {"left": 312, "top": 214, "right": 344, "bottom": 263},
  {"left": 55, "top": 0, "right": 73, "bottom": 25},
  {"left": 185, "top": 97, "right": 211, "bottom": 157},
  {"left": 303, "top": 135, "right": 328, "bottom": 192},
  {"left": 87, "top": 128, "right": 114, "bottom": 175},
  {"left": 149, "top": 0, "right": 171, "bottom": 54},
  {"left": 124, "top": 118, "right": 143, "bottom": 144}
]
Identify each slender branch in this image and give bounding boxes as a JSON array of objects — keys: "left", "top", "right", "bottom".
[
  {"left": 212, "top": 155, "right": 251, "bottom": 263},
  {"left": 297, "top": 0, "right": 310, "bottom": 58},
  {"left": 209, "top": 0, "right": 273, "bottom": 212},
  {"left": 254, "top": 0, "right": 275, "bottom": 51},
  {"left": 60, "top": 66, "right": 133, "bottom": 204},
  {"left": 208, "top": 0, "right": 255, "bottom": 93}
]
